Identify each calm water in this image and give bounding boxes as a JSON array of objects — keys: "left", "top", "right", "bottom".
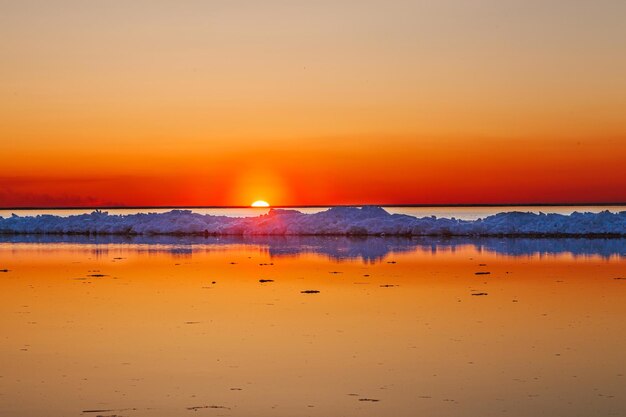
[
  {"left": 1, "top": 236, "right": 625, "bottom": 416},
  {"left": 2, "top": 205, "right": 626, "bottom": 220}
]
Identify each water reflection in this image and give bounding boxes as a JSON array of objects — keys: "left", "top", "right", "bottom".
[
  {"left": 2, "top": 235, "right": 626, "bottom": 417},
  {"left": 1, "top": 235, "right": 624, "bottom": 261}
]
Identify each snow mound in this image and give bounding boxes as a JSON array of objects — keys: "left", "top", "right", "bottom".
[{"left": 1, "top": 206, "right": 625, "bottom": 236}]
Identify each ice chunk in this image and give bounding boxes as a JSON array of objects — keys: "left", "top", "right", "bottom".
[{"left": 0, "top": 206, "right": 624, "bottom": 236}]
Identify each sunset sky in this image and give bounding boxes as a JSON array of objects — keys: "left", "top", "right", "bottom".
[{"left": 2, "top": 0, "right": 626, "bottom": 207}]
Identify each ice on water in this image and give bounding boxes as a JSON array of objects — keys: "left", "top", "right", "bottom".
[{"left": 1, "top": 206, "right": 625, "bottom": 236}]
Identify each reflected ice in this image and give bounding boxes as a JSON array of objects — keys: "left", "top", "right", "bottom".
[{"left": 1, "top": 235, "right": 625, "bottom": 261}]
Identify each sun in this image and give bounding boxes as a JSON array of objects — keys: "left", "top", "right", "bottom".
[{"left": 251, "top": 200, "right": 270, "bottom": 207}]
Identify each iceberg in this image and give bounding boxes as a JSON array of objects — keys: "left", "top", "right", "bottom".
[{"left": 0, "top": 206, "right": 625, "bottom": 237}]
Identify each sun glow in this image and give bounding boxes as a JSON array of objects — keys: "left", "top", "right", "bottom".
[{"left": 251, "top": 200, "right": 270, "bottom": 207}]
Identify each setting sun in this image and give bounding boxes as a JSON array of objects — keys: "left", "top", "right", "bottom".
[{"left": 2, "top": 3, "right": 626, "bottom": 417}]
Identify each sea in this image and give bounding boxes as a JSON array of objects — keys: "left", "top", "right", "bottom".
[
  {"left": 2, "top": 204, "right": 626, "bottom": 220},
  {"left": 1, "top": 205, "right": 625, "bottom": 416}
]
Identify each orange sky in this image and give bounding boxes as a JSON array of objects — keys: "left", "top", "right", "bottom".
[{"left": 2, "top": 1, "right": 626, "bottom": 207}]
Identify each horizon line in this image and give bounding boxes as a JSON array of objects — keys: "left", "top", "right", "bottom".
[{"left": 1, "top": 202, "right": 626, "bottom": 211}]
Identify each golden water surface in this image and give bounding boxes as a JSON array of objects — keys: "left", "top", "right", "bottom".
[{"left": 1, "top": 238, "right": 625, "bottom": 417}]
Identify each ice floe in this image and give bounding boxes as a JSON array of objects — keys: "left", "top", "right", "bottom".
[{"left": 1, "top": 206, "right": 625, "bottom": 236}]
